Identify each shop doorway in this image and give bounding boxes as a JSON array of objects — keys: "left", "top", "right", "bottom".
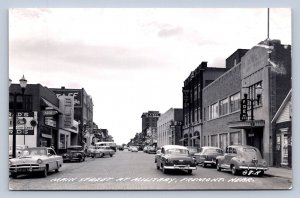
[{"left": 246, "top": 127, "right": 263, "bottom": 154}]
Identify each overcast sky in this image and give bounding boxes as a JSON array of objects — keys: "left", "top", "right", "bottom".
[{"left": 9, "top": 8, "right": 291, "bottom": 145}]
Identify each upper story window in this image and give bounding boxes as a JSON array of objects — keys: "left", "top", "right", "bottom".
[
  {"left": 219, "top": 97, "right": 229, "bottom": 116},
  {"left": 210, "top": 102, "right": 219, "bottom": 119},
  {"left": 230, "top": 92, "right": 240, "bottom": 113},
  {"left": 248, "top": 81, "right": 263, "bottom": 106}
]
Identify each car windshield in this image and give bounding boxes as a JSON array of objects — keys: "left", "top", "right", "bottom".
[
  {"left": 242, "top": 148, "right": 262, "bottom": 159},
  {"left": 22, "top": 148, "right": 47, "bottom": 156},
  {"left": 204, "top": 148, "right": 223, "bottom": 154},
  {"left": 165, "top": 148, "right": 188, "bottom": 155}
]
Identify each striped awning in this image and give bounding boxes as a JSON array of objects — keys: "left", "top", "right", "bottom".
[{"left": 228, "top": 120, "right": 265, "bottom": 129}]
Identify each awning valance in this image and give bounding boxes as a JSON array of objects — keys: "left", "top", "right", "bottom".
[
  {"left": 191, "top": 135, "right": 200, "bottom": 140},
  {"left": 179, "top": 138, "right": 187, "bottom": 142}
]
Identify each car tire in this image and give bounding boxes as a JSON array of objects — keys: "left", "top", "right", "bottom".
[
  {"left": 110, "top": 154, "right": 113, "bottom": 157},
  {"left": 11, "top": 173, "right": 18, "bottom": 179},
  {"left": 231, "top": 165, "right": 239, "bottom": 175},
  {"left": 41, "top": 167, "right": 48, "bottom": 178},
  {"left": 203, "top": 163, "right": 207, "bottom": 168},
  {"left": 258, "top": 170, "right": 264, "bottom": 177},
  {"left": 216, "top": 162, "right": 222, "bottom": 171},
  {"left": 156, "top": 164, "right": 160, "bottom": 170},
  {"left": 187, "top": 170, "right": 192, "bottom": 175}
]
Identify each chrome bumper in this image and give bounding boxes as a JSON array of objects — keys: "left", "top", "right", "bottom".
[
  {"left": 164, "top": 165, "right": 197, "bottom": 170},
  {"left": 239, "top": 166, "right": 268, "bottom": 171},
  {"left": 9, "top": 165, "right": 46, "bottom": 173}
]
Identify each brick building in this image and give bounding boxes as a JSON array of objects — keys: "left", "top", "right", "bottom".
[
  {"left": 157, "top": 108, "right": 183, "bottom": 148},
  {"left": 141, "top": 111, "right": 160, "bottom": 140},
  {"left": 182, "top": 62, "right": 228, "bottom": 147}
]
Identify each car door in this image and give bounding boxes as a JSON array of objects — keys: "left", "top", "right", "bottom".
[
  {"left": 223, "top": 147, "right": 236, "bottom": 168},
  {"left": 47, "top": 148, "right": 57, "bottom": 171},
  {"left": 157, "top": 148, "right": 164, "bottom": 167}
]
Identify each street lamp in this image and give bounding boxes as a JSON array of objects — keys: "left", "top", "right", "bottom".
[
  {"left": 240, "top": 84, "right": 263, "bottom": 144},
  {"left": 9, "top": 75, "right": 28, "bottom": 158}
]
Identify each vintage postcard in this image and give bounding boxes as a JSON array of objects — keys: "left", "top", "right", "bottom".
[{"left": 8, "top": 8, "right": 292, "bottom": 190}]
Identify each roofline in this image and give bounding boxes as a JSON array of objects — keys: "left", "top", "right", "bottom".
[{"left": 271, "top": 89, "right": 292, "bottom": 123}]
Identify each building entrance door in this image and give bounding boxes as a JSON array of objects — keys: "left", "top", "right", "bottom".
[{"left": 246, "top": 127, "right": 263, "bottom": 154}]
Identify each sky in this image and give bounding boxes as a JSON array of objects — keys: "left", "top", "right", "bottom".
[{"left": 9, "top": 8, "right": 291, "bottom": 145}]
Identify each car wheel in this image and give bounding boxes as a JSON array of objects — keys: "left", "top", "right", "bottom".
[
  {"left": 216, "top": 162, "right": 222, "bottom": 171},
  {"left": 41, "top": 167, "right": 48, "bottom": 177},
  {"left": 187, "top": 170, "right": 192, "bottom": 175},
  {"left": 231, "top": 165, "right": 239, "bottom": 175},
  {"left": 156, "top": 164, "right": 160, "bottom": 170},
  {"left": 203, "top": 163, "right": 207, "bottom": 168},
  {"left": 110, "top": 154, "right": 113, "bottom": 157},
  {"left": 11, "top": 173, "right": 18, "bottom": 179}
]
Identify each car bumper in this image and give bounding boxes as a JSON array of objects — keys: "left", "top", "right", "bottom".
[
  {"left": 164, "top": 165, "right": 197, "bottom": 170},
  {"left": 239, "top": 166, "right": 268, "bottom": 171},
  {"left": 9, "top": 165, "right": 46, "bottom": 173},
  {"left": 203, "top": 160, "right": 216, "bottom": 165}
]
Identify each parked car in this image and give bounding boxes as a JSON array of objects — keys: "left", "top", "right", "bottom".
[
  {"left": 143, "top": 146, "right": 149, "bottom": 153},
  {"left": 9, "top": 147, "right": 63, "bottom": 178},
  {"left": 156, "top": 145, "right": 196, "bottom": 174},
  {"left": 216, "top": 145, "right": 268, "bottom": 176},
  {"left": 194, "top": 146, "right": 223, "bottom": 167},
  {"left": 118, "top": 146, "right": 124, "bottom": 151},
  {"left": 62, "top": 145, "right": 86, "bottom": 162},
  {"left": 154, "top": 149, "right": 161, "bottom": 163},
  {"left": 9, "top": 145, "right": 28, "bottom": 159},
  {"left": 131, "top": 146, "right": 138, "bottom": 152},
  {"left": 186, "top": 146, "right": 198, "bottom": 157},
  {"left": 147, "top": 146, "right": 156, "bottom": 154},
  {"left": 86, "top": 146, "right": 96, "bottom": 157},
  {"left": 91, "top": 146, "right": 115, "bottom": 158}
]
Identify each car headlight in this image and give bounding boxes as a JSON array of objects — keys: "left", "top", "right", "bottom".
[
  {"left": 37, "top": 159, "right": 43, "bottom": 164},
  {"left": 9, "top": 160, "right": 12, "bottom": 166}
]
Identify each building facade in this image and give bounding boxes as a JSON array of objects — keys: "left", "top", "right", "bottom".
[
  {"left": 9, "top": 84, "right": 61, "bottom": 151},
  {"left": 51, "top": 87, "right": 94, "bottom": 146},
  {"left": 202, "top": 39, "right": 291, "bottom": 166},
  {"left": 182, "top": 62, "right": 228, "bottom": 148},
  {"left": 157, "top": 108, "right": 183, "bottom": 148}
]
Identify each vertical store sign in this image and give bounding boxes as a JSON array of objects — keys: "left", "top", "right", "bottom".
[
  {"left": 9, "top": 112, "right": 37, "bottom": 135},
  {"left": 240, "top": 99, "right": 248, "bottom": 121}
]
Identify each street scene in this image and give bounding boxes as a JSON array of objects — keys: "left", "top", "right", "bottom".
[
  {"left": 9, "top": 149, "right": 292, "bottom": 190},
  {"left": 8, "top": 8, "right": 292, "bottom": 190}
]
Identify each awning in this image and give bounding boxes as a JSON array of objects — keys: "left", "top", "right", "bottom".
[
  {"left": 41, "top": 98, "right": 63, "bottom": 114},
  {"left": 179, "top": 138, "right": 187, "bottom": 142},
  {"left": 228, "top": 120, "right": 265, "bottom": 129},
  {"left": 191, "top": 135, "right": 200, "bottom": 140}
]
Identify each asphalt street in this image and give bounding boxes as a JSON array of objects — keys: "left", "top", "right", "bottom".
[{"left": 9, "top": 150, "right": 292, "bottom": 190}]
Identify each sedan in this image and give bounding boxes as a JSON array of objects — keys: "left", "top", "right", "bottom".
[
  {"left": 9, "top": 147, "right": 63, "bottom": 178},
  {"left": 216, "top": 145, "right": 268, "bottom": 176},
  {"left": 194, "top": 146, "right": 223, "bottom": 167}
]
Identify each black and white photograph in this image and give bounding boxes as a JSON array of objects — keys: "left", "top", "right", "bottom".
[{"left": 7, "top": 8, "right": 292, "bottom": 190}]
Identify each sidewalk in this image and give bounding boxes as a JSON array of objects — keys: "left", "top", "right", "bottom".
[{"left": 265, "top": 167, "right": 292, "bottom": 179}]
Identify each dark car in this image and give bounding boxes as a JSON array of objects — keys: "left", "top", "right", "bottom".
[
  {"left": 62, "top": 145, "right": 86, "bottom": 162},
  {"left": 216, "top": 145, "right": 268, "bottom": 176},
  {"left": 156, "top": 145, "right": 196, "bottom": 174},
  {"left": 194, "top": 146, "right": 223, "bottom": 167}
]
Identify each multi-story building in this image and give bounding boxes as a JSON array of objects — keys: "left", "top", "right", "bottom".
[
  {"left": 51, "top": 87, "right": 94, "bottom": 146},
  {"left": 203, "top": 39, "right": 291, "bottom": 166},
  {"left": 182, "top": 62, "right": 229, "bottom": 147},
  {"left": 157, "top": 108, "right": 183, "bottom": 148},
  {"left": 141, "top": 111, "right": 160, "bottom": 143},
  {"left": 9, "top": 84, "right": 61, "bottom": 151}
]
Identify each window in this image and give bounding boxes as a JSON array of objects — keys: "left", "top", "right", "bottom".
[
  {"left": 219, "top": 133, "right": 228, "bottom": 150},
  {"left": 211, "top": 135, "right": 218, "bottom": 147},
  {"left": 230, "top": 92, "right": 241, "bottom": 112},
  {"left": 249, "top": 81, "right": 262, "bottom": 106},
  {"left": 210, "top": 102, "right": 219, "bottom": 119},
  {"left": 230, "top": 132, "right": 242, "bottom": 145},
  {"left": 219, "top": 98, "right": 229, "bottom": 116}
]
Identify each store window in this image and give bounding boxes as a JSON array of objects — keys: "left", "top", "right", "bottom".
[
  {"left": 230, "top": 131, "right": 242, "bottom": 145},
  {"left": 219, "top": 133, "right": 228, "bottom": 150}
]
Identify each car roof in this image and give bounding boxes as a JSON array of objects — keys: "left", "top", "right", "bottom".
[
  {"left": 162, "top": 145, "right": 188, "bottom": 150},
  {"left": 202, "top": 146, "right": 221, "bottom": 149}
]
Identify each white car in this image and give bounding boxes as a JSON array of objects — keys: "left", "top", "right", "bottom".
[
  {"left": 131, "top": 147, "right": 138, "bottom": 152},
  {"left": 9, "top": 147, "right": 63, "bottom": 178},
  {"left": 9, "top": 145, "right": 28, "bottom": 159}
]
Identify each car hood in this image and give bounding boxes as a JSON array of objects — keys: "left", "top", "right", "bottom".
[{"left": 10, "top": 156, "right": 47, "bottom": 165}]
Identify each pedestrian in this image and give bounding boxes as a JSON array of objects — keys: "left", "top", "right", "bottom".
[{"left": 50, "top": 144, "right": 55, "bottom": 151}]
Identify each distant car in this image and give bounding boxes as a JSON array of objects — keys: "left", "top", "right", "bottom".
[
  {"left": 86, "top": 146, "right": 96, "bottom": 157},
  {"left": 128, "top": 146, "right": 133, "bottom": 151},
  {"left": 118, "top": 146, "right": 124, "bottom": 151},
  {"left": 194, "top": 146, "right": 223, "bottom": 167},
  {"left": 9, "top": 145, "right": 28, "bottom": 159},
  {"left": 156, "top": 145, "right": 197, "bottom": 174},
  {"left": 62, "top": 145, "right": 86, "bottom": 162},
  {"left": 131, "top": 147, "right": 138, "bottom": 152},
  {"left": 216, "top": 145, "right": 268, "bottom": 176},
  {"left": 154, "top": 149, "right": 161, "bottom": 163},
  {"left": 9, "top": 147, "right": 63, "bottom": 178},
  {"left": 186, "top": 146, "right": 198, "bottom": 157},
  {"left": 143, "top": 146, "right": 149, "bottom": 153},
  {"left": 92, "top": 146, "right": 115, "bottom": 158},
  {"left": 147, "top": 146, "right": 156, "bottom": 154}
]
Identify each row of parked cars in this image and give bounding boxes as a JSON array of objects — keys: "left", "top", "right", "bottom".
[
  {"left": 9, "top": 145, "right": 116, "bottom": 179},
  {"left": 155, "top": 145, "right": 268, "bottom": 176}
]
